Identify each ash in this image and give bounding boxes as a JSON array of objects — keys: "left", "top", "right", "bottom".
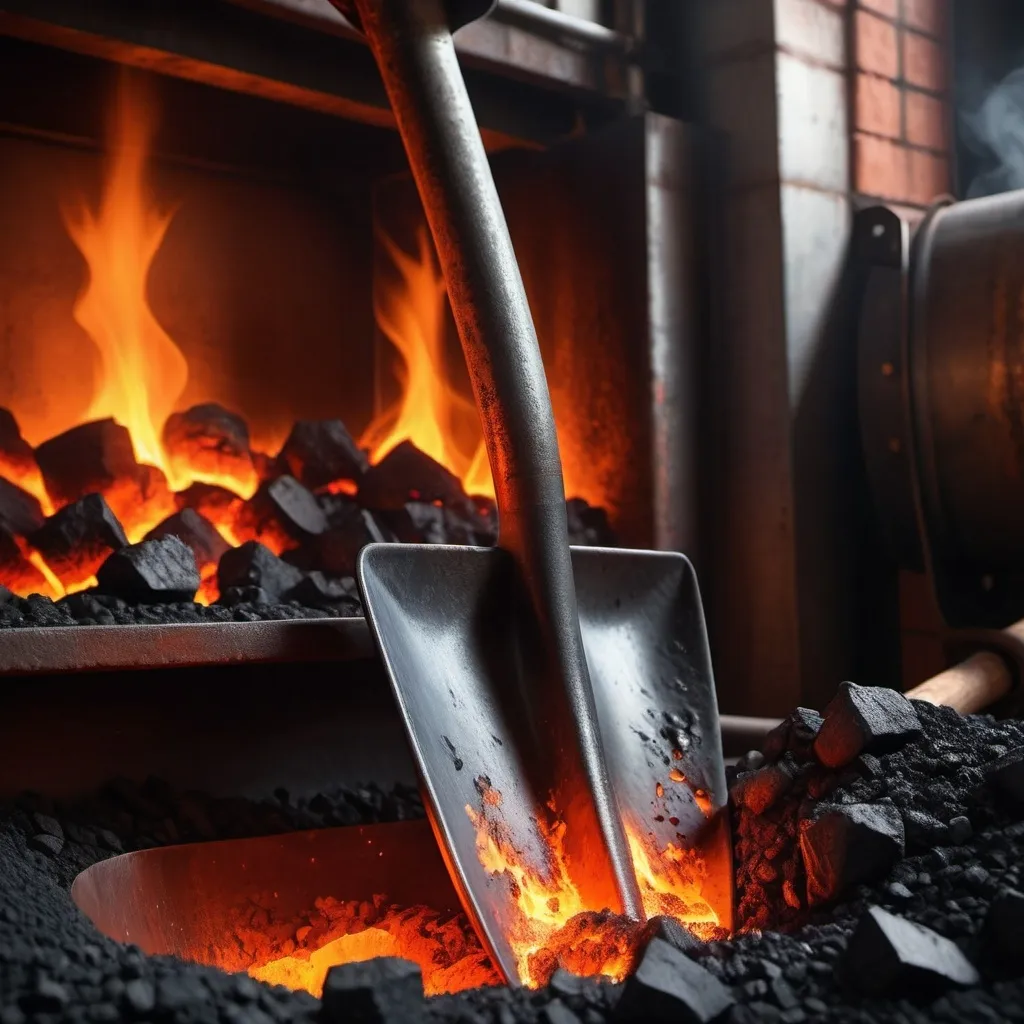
[{"left": 5, "top": 695, "right": 1024, "bottom": 1022}]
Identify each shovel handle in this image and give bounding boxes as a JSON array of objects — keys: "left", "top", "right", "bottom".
[{"left": 349, "top": 0, "right": 643, "bottom": 924}]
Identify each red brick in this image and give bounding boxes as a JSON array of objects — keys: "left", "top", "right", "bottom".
[
  {"left": 907, "top": 147, "right": 950, "bottom": 204},
  {"left": 905, "top": 89, "right": 949, "bottom": 151},
  {"left": 854, "top": 132, "right": 910, "bottom": 199},
  {"left": 903, "top": 0, "right": 947, "bottom": 38},
  {"left": 856, "top": 73, "right": 902, "bottom": 138},
  {"left": 858, "top": 0, "right": 897, "bottom": 16},
  {"left": 902, "top": 29, "right": 948, "bottom": 93},
  {"left": 855, "top": 10, "right": 899, "bottom": 79}
]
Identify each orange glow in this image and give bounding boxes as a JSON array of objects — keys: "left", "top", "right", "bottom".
[
  {"left": 464, "top": 782, "right": 720, "bottom": 988},
  {"left": 247, "top": 901, "right": 499, "bottom": 998},
  {"left": 1, "top": 462, "right": 54, "bottom": 518},
  {"left": 626, "top": 826, "right": 720, "bottom": 931},
  {"left": 63, "top": 73, "right": 187, "bottom": 479},
  {"left": 360, "top": 227, "right": 494, "bottom": 499}
]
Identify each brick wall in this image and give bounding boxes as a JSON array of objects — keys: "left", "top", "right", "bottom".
[{"left": 851, "top": 0, "right": 954, "bottom": 210}]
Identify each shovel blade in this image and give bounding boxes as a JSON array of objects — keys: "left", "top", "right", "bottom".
[
  {"left": 571, "top": 547, "right": 734, "bottom": 934},
  {"left": 357, "top": 542, "right": 733, "bottom": 984}
]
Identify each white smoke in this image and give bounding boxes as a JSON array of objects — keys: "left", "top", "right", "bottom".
[{"left": 962, "top": 66, "right": 1024, "bottom": 198}]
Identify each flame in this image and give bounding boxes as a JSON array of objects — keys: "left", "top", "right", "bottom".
[
  {"left": 246, "top": 899, "right": 499, "bottom": 998},
  {"left": 463, "top": 781, "right": 721, "bottom": 988},
  {"left": 63, "top": 72, "right": 187, "bottom": 478},
  {"left": 360, "top": 227, "right": 493, "bottom": 498}
]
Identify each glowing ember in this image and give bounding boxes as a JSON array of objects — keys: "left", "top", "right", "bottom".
[
  {"left": 464, "top": 780, "right": 720, "bottom": 988},
  {"left": 243, "top": 897, "right": 499, "bottom": 998}
]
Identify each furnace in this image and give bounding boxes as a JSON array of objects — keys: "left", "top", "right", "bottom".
[{"left": 4, "top": 1, "right": 1024, "bottom": 1022}]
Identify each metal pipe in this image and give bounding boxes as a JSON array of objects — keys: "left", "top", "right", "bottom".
[{"left": 490, "top": 0, "right": 634, "bottom": 55}]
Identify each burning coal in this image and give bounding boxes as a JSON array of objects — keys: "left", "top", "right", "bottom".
[{"left": 0, "top": 74, "right": 612, "bottom": 605}]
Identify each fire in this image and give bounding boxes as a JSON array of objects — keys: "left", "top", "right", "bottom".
[
  {"left": 243, "top": 897, "right": 499, "bottom": 998},
  {"left": 360, "top": 227, "right": 494, "bottom": 499},
  {"left": 0, "top": 73, "right": 608, "bottom": 602},
  {"left": 63, "top": 73, "right": 188, "bottom": 479},
  {"left": 464, "top": 780, "right": 720, "bottom": 988}
]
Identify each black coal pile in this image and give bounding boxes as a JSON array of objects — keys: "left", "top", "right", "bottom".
[
  {"left": 6, "top": 685, "right": 1024, "bottom": 1022},
  {"left": 0, "top": 406, "right": 615, "bottom": 627}
]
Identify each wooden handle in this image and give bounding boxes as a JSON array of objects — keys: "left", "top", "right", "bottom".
[
  {"left": 904, "top": 649, "right": 1013, "bottom": 715},
  {"left": 904, "top": 617, "right": 1024, "bottom": 714}
]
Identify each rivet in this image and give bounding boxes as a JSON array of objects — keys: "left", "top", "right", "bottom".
[
  {"left": 982, "top": 574, "right": 995, "bottom": 592},
  {"left": 872, "top": 223, "right": 885, "bottom": 238},
  {"left": 888, "top": 437, "right": 902, "bottom": 454},
  {"left": 881, "top": 362, "right": 895, "bottom": 377}
]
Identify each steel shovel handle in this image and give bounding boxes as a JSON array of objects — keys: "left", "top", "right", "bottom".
[{"left": 349, "top": 0, "right": 643, "bottom": 922}]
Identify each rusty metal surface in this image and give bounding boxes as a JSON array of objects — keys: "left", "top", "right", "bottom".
[
  {"left": 72, "top": 820, "right": 458, "bottom": 965},
  {"left": 0, "top": 618, "right": 373, "bottom": 676},
  {"left": 0, "top": 0, "right": 599, "bottom": 151},
  {"left": 225, "top": 0, "right": 629, "bottom": 94}
]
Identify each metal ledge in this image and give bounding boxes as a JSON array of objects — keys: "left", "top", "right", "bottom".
[
  {"left": 0, "top": 617, "right": 374, "bottom": 676},
  {"left": 0, "top": 0, "right": 622, "bottom": 151}
]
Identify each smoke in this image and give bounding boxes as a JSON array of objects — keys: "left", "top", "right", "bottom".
[{"left": 962, "top": 66, "right": 1024, "bottom": 198}]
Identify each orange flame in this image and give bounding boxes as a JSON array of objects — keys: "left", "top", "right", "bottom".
[
  {"left": 246, "top": 899, "right": 499, "bottom": 998},
  {"left": 63, "top": 72, "right": 188, "bottom": 479},
  {"left": 360, "top": 227, "right": 493, "bottom": 498},
  {"left": 464, "top": 782, "right": 720, "bottom": 988}
]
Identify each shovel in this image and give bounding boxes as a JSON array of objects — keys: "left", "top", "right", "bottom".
[{"left": 335, "top": 0, "right": 733, "bottom": 985}]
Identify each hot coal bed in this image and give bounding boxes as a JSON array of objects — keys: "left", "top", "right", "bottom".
[
  {"left": 0, "top": 404, "right": 614, "bottom": 627},
  {"left": 5, "top": 681, "right": 1024, "bottom": 1023}
]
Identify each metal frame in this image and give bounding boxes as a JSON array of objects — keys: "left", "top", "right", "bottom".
[
  {"left": 856, "top": 203, "right": 1024, "bottom": 696},
  {"left": 0, "top": 618, "right": 372, "bottom": 676}
]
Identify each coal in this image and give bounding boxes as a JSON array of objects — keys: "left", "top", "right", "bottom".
[
  {"left": 162, "top": 403, "right": 255, "bottom": 485},
  {"left": 813, "top": 682, "right": 922, "bottom": 768},
  {"left": 383, "top": 500, "right": 490, "bottom": 546},
  {"left": 321, "top": 958, "right": 423, "bottom": 1023},
  {"left": 35, "top": 419, "right": 139, "bottom": 508},
  {"left": 988, "top": 748, "right": 1024, "bottom": 802},
  {"left": 144, "top": 509, "right": 229, "bottom": 572},
  {"left": 541, "top": 1000, "right": 583, "bottom": 1024},
  {"left": 278, "top": 419, "right": 368, "bottom": 490},
  {"left": 799, "top": 802, "right": 904, "bottom": 906},
  {"left": 842, "top": 905, "right": 979, "bottom": 996},
  {"left": 238, "top": 475, "right": 329, "bottom": 547},
  {"left": 0, "top": 477, "right": 44, "bottom": 537},
  {"left": 358, "top": 441, "right": 464, "bottom": 510},
  {"left": 731, "top": 761, "right": 795, "bottom": 815},
  {"left": 124, "top": 978, "right": 156, "bottom": 1014},
  {"left": 762, "top": 708, "right": 823, "bottom": 763},
  {"left": 565, "top": 497, "right": 617, "bottom": 546},
  {"left": 0, "top": 406, "right": 39, "bottom": 480},
  {"left": 175, "top": 482, "right": 245, "bottom": 522},
  {"left": 613, "top": 938, "right": 734, "bottom": 1022},
  {"left": 28, "top": 833, "right": 64, "bottom": 857},
  {"left": 284, "top": 572, "right": 360, "bottom": 612},
  {"left": 0, "top": 526, "right": 54, "bottom": 596},
  {"left": 983, "top": 888, "right": 1024, "bottom": 973},
  {"left": 97, "top": 536, "right": 201, "bottom": 603},
  {"left": 218, "top": 541, "right": 304, "bottom": 599},
  {"left": 288, "top": 510, "right": 393, "bottom": 577},
  {"left": 28, "top": 494, "right": 128, "bottom": 585}
]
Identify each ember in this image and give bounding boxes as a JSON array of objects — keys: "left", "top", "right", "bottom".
[
  {"left": 464, "top": 779, "right": 720, "bottom": 988},
  {"left": 245, "top": 897, "right": 499, "bottom": 997}
]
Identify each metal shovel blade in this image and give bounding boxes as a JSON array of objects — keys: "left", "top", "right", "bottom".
[{"left": 358, "top": 541, "right": 734, "bottom": 984}]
